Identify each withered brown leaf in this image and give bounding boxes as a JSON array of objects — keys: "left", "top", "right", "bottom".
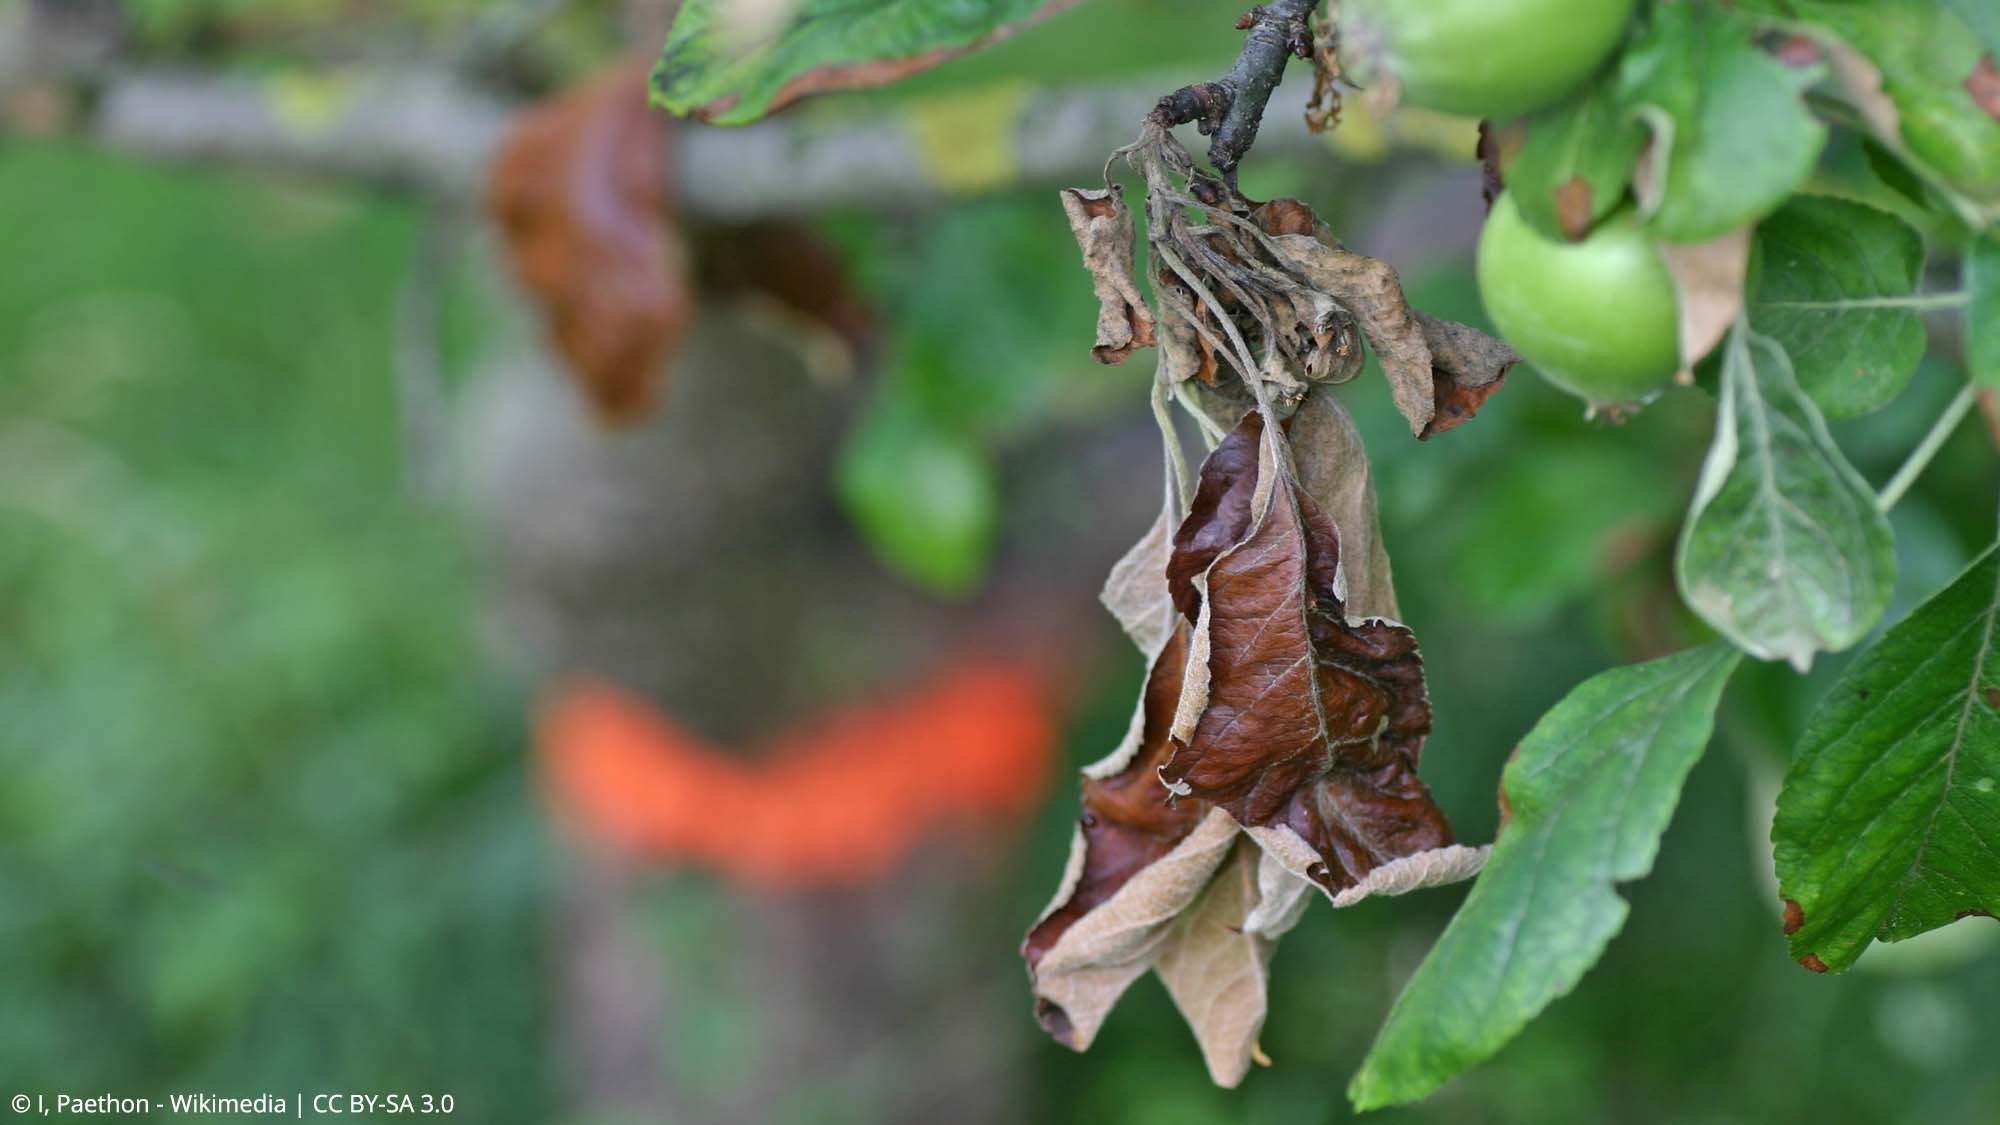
[
  {"left": 1163, "top": 411, "right": 1453, "bottom": 893},
  {"left": 1414, "top": 311, "right": 1518, "bottom": 438},
  {"left": 1061, "top": 187, "right": 1158, "bottom": 364},
  {"left": 1023, "top": 625, "right": 1225, "bottom": 1045},
  {"left": 1265, "top": 228, "right": 1437, "bottom": 435},
  {"left": 491, "top": 59, "right": 692, "bottom": 423},
  {"left": 1024, "top": 629, "right": 1203, "bottom": 962}
]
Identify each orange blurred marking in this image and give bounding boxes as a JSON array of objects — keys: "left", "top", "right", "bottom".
[{"left": 536, "top": 661, "right": 1057, "bottom": 887}]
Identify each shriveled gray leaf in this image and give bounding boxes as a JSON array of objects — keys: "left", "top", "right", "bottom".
[
  {"left": 1100, "top": 502, "right": 1179, "bottom": 657},
  {"left": 1413, "top": 312, "right": 1518, "bottom": 392},
  {"left": 1287, "top": 386, "right": 1400, "bottom": 620},
  {"left": 1153, "top": 839, "right": 1279, "bottom": 1088},
  {"left": 1675, "top": 321, "right": 1895, "bottom": 671},
  {"left": 1412, "top": 312, "right": 1518, "bottom": 438},
  {"left": 1271, "top": 233, "right": 1436, "bottom": 436}
]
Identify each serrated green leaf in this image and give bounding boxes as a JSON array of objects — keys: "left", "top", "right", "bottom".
[
  {"left": 1773, "top": 545, "right": 2000, "bottom": 973},
  {"left": 1506, "top": 78, "right": 1647, "bottom": 242},
  {"left": 1748, "top": 194, "right": 1927, "bottom": 417},
  {"left": 1970, "top": 235, "right": 2000, "bottom": 390},
  {"left": 1349, "top": 644, "right": 1741, "bottom": 1111},
  {"left": 652, "top": 0, "right": 1066, "bottom": 124},
  {"left": 1618, "top": 4, "right": 1826, "bottom": 241},
  {"left": 1675, "top": 322, "right": 1896, "bottom": 671}
]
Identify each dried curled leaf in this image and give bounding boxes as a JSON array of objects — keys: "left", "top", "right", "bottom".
[
  {"left": 1061, "top": 187, "right": 1158, "bottom": 364},
  {"left": 1025, "top": 127, "right": 1494, "bottom": 1088},
  {"left": 1152, "top": 839, "right": 1285, "bottom": 1085},
  {"left": 491, "top": 59, "right": 693, "bottom": 422},
  {"left": 1112, "top": 134, "right": 1512, "bottom": 439},
  {"left": 1414, "top": 311, "right": 1518, "bottom": 438},
  {"left": 1263, "top": 224, "right": 1437, "bottom": 435},
  {"left": 1023, "top": 626, "right": 1218, "bottom": 1045},
  {"left": 1164, "top": 411, "right": 1454, "bottom": 893}
]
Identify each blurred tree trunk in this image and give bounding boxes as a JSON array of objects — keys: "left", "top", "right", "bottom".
[{"left": 467, "top": 308, "right": 1042, "bottom": 1124}]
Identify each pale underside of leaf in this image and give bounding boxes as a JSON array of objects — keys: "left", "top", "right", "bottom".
[
  {"left": 1248, "top": 824, "right": 1489, "bottom": 908},
  {"left": 1153, "top": 839, "right": 1282, "bottom": 1087},
  {"left": 1028, "top": 807, "right": 1240, "bottom": 1051},
  {"left": 1100, "top": 501, "right": 1179, "bottom": 665},
  {"left": 1675, "top": 322, "right": 1894, "bottom": 671},
  {"left": 1287, "top": 387, "right": 1400, "bottom": 620}
]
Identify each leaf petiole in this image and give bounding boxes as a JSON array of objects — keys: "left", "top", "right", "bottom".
[{"left": 1877, "top": 384, "right": 1978, "bottom": 511}]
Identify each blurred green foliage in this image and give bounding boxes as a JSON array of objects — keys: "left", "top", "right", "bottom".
[{"left": 0, "top": 146, "right": 547, "bottom": 1117}]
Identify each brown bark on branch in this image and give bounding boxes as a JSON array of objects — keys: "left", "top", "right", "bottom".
[{"left": 1150, "top": 0, "right": 1320, "bottom": 181}]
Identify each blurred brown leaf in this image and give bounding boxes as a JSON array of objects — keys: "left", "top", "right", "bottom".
[{"left": 491, "top": 59, "right": 692, "bottom": 422}]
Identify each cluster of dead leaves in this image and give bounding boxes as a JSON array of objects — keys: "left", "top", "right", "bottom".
[
  {"left": 1062, "top": 125, "right": 1517, "bottom": 440},
  {"left": 1027, "top": 139, "right": 1511, "bottom": 1085}
]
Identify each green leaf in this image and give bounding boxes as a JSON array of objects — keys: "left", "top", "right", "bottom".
[
  {"left": 1747, "top": 194, "right": 1927, "bottom": 417},
  {"left": 1617, "top": 4, "right": 1826, "bottom": 242},
  {"left": 1941, "top": 0, "right": 2000, "bottom": 54},
  {"left": 1773, "top": 544, "right": 2000, "bottom": 973},
  {"left": 1349, "top": 644, "right": 1741, "bottom": 1111},
  {"left": 1785, "top": 0, "right": 2000, "bottom": 207},
  {"left": 1506, "top": 78, "right": 1647, "bottom": 242},
  {"left": 1676, "top": 322, "right": 1896, "bottom": 671},
  {"left": 1447, "top": 443, "right": 1678, "bottom": 626},
  {"left": 652, "top": 0, "right": 1066, "bottom": 124},
  {"left": 1970, "top": 234, "right": 2000, "bottom": 391},
  {"left": 835, "top": 394, "right": 998, "bottom": 597}
]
